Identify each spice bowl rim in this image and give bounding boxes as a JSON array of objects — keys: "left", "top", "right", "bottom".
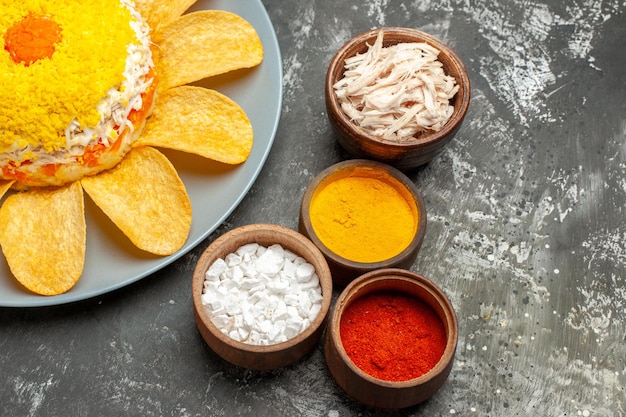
[
  {"left": 324, "top": 268, "right": 458, "bottom": 408},
  {"left": 325, "top": 27, "right": 471, "bottom": 168},
  {"left": 299, "top": 159, "right": 427, "bottom": 286},
  {"left": 192, "top": 223, "right": 333, "bottom": 370}
]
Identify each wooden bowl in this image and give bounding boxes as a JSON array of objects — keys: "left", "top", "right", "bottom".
[
  {"left": 325, "top": 27, "right": 471, "bottom": 170},
  {"left": 299, "top": 159, "right": 427, "bottom": 287},
  {"left": 324, "top": 269, "right": 458, "bottom": 409},
  {"left": 192, "top": 224, "right": 333, "bottom": 370}
]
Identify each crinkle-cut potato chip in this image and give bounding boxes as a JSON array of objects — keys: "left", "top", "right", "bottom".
[
  {"left": 133, "top": 0, "right": 196, "bottom": 32},
  {"left": 134, "top": 86, "right": 253, "bottom": 164},
  {"left": 81, "top": 147, "right": 192, "bottom": 256},
  {"left": 0, "top": 182, "right": 85, "bottom": 296},
  {"left": 153, "top": 10, "right": 263, "bottom": 92}
]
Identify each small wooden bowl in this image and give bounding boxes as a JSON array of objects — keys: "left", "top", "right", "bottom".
[
  {"left": 326, "top": 27, "right": 471, "bottom": 170},
  {"left": 324, "top": 269, "right": 458, "bottom": 409},
  {"left": 192, "top": 224, "right": 333, "bottom": 370},
  {"left": 299, "top": 159, "right": 427, "bottom": 287}
]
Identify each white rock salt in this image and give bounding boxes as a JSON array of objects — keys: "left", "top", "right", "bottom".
[
  {"left": 202, "top": 243, "right": 324, "bottom": 346},
  {"left": 296, "top": 263, "right": 315, "bottom": 282}
]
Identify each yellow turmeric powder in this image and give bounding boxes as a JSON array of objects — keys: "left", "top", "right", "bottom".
[{"left": 309, "top": 170, "right": 418, "bottom": 263}]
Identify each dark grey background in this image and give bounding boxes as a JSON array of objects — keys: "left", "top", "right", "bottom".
[{"left": 1, "top": 0, "right": 624, "bottom": 416}]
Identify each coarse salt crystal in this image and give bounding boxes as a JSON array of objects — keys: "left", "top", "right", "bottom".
[
  {"left": 267, "top": 279, "right": 289, "bottom": 293},
  {"left": 243, "top": 310, "right": 256, "bottom": 329},
  {"left": 299, "top": 275, "right": 320, "bottom": 291},
  {"left": 297, "top": 292, "right": 313, "bottom": 318},
  {"left": 283, "top": 259, "right": 297, "bottom": 278},
  {"left": 273, "top": 300, "right": 288, "bottom": 320},
  {"left": 284, "top": 319, "right": 302, "bottom": 339},
  {"left": 206, "top": 258, "right": 227, "bottom": 280},
  {"left": 259, "top": 319, "right": 273, "bottom": 334},
  {"left": 284, "top": 250, "right": 298, "bottom": 262},
  {"left": 309, "top": 303, "right": 322, "bottom": 321},
  {"left": 224, "top": 298, "right": 241, "bottom": 316},
  {"left": 239, "top": 277, "right": 261, "bottom": 290},
  {"left": 238, "top": 327, "right": 250, "bottom": 341},
  {"left": 284, "top": 293, "right": 300, "bottom": 306},
  {"left": 248, "top": 330, "right": 261, "bottom": 345},
  {"left": 255, "top": 248, "right": 283, "bottom": 276},
  {"left": 249, "top": 290, "right": 265, "bottom": 304},
  {"left": 201, "top": 294, "right": 224, "bottom": 314},
  {"left": 241, "top": 260, "right": 258, "bottom": 278},
  {"left": 308, "top": 289, "right": 324, "bottom": 305},
  {"left": 296, "top": 263, "right": 315, "bottom": 282},
  {"left": 231, "top": 265, "right": 244, "bottom": 281},
  {"left": 286, "top": 305, "right": 299, "bottom": 319},
  {"left": 268, "top": 321, "right": 285, "bottom": 342},
  {"left": 224, "top": 252, "right": 242, "bottom": 267},
  {"left": 212, "top": 314, "right": 232, "bottom": 330},
  {"left": 237, "top": 243, "right": 259, "bottom": 256}
]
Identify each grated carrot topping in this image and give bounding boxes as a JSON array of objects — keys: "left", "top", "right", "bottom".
[{"left": 4, "top": 12, "right": 62, "bottom": 66}]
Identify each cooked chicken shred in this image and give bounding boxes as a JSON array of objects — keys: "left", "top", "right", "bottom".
[{"left": 333, "top": 31, "right": 459, "bottom": 141}]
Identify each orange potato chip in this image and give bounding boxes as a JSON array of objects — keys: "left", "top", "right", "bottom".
[
  {"left": 132, "top": 0, "right": 196, "bottom": 32},
  {"left": 0, "top": 182, "right": 85, "bottom": 296},
  {"left": 154, "top": 10, "right": 263, "bottom": 91},
  {"left": 134, "top": 86, "right": 253, "bottom": 164},
  {"left": 81, "top": 146, "right": 192, "bottom": 256}
]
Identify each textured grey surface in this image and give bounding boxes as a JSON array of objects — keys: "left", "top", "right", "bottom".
[{"left": 1, "top": 0, "right": 625, "bottom": 416}]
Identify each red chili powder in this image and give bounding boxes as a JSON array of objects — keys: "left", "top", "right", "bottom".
[{"left": 339, "top": 291, "right": 447, "bottom": 382}]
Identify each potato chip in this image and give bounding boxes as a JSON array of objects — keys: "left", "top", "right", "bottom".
[
  {"left": 154, "top": 10, "right": 263, "bottom": 91},
  {"left": 81, "top": 147, "right": 192, "bottom": 256},
  {"left": 0, "top": 182, "right": 85, "bottom": 296},
  {"left": 132, "top": 0, "right": 196, "bottom": 32},
  {"left": 134, "top": 86, "right": 253, "bottom": 164},
  {"left": 0, "top": 180, "right": 14, "bottom": 198}
]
